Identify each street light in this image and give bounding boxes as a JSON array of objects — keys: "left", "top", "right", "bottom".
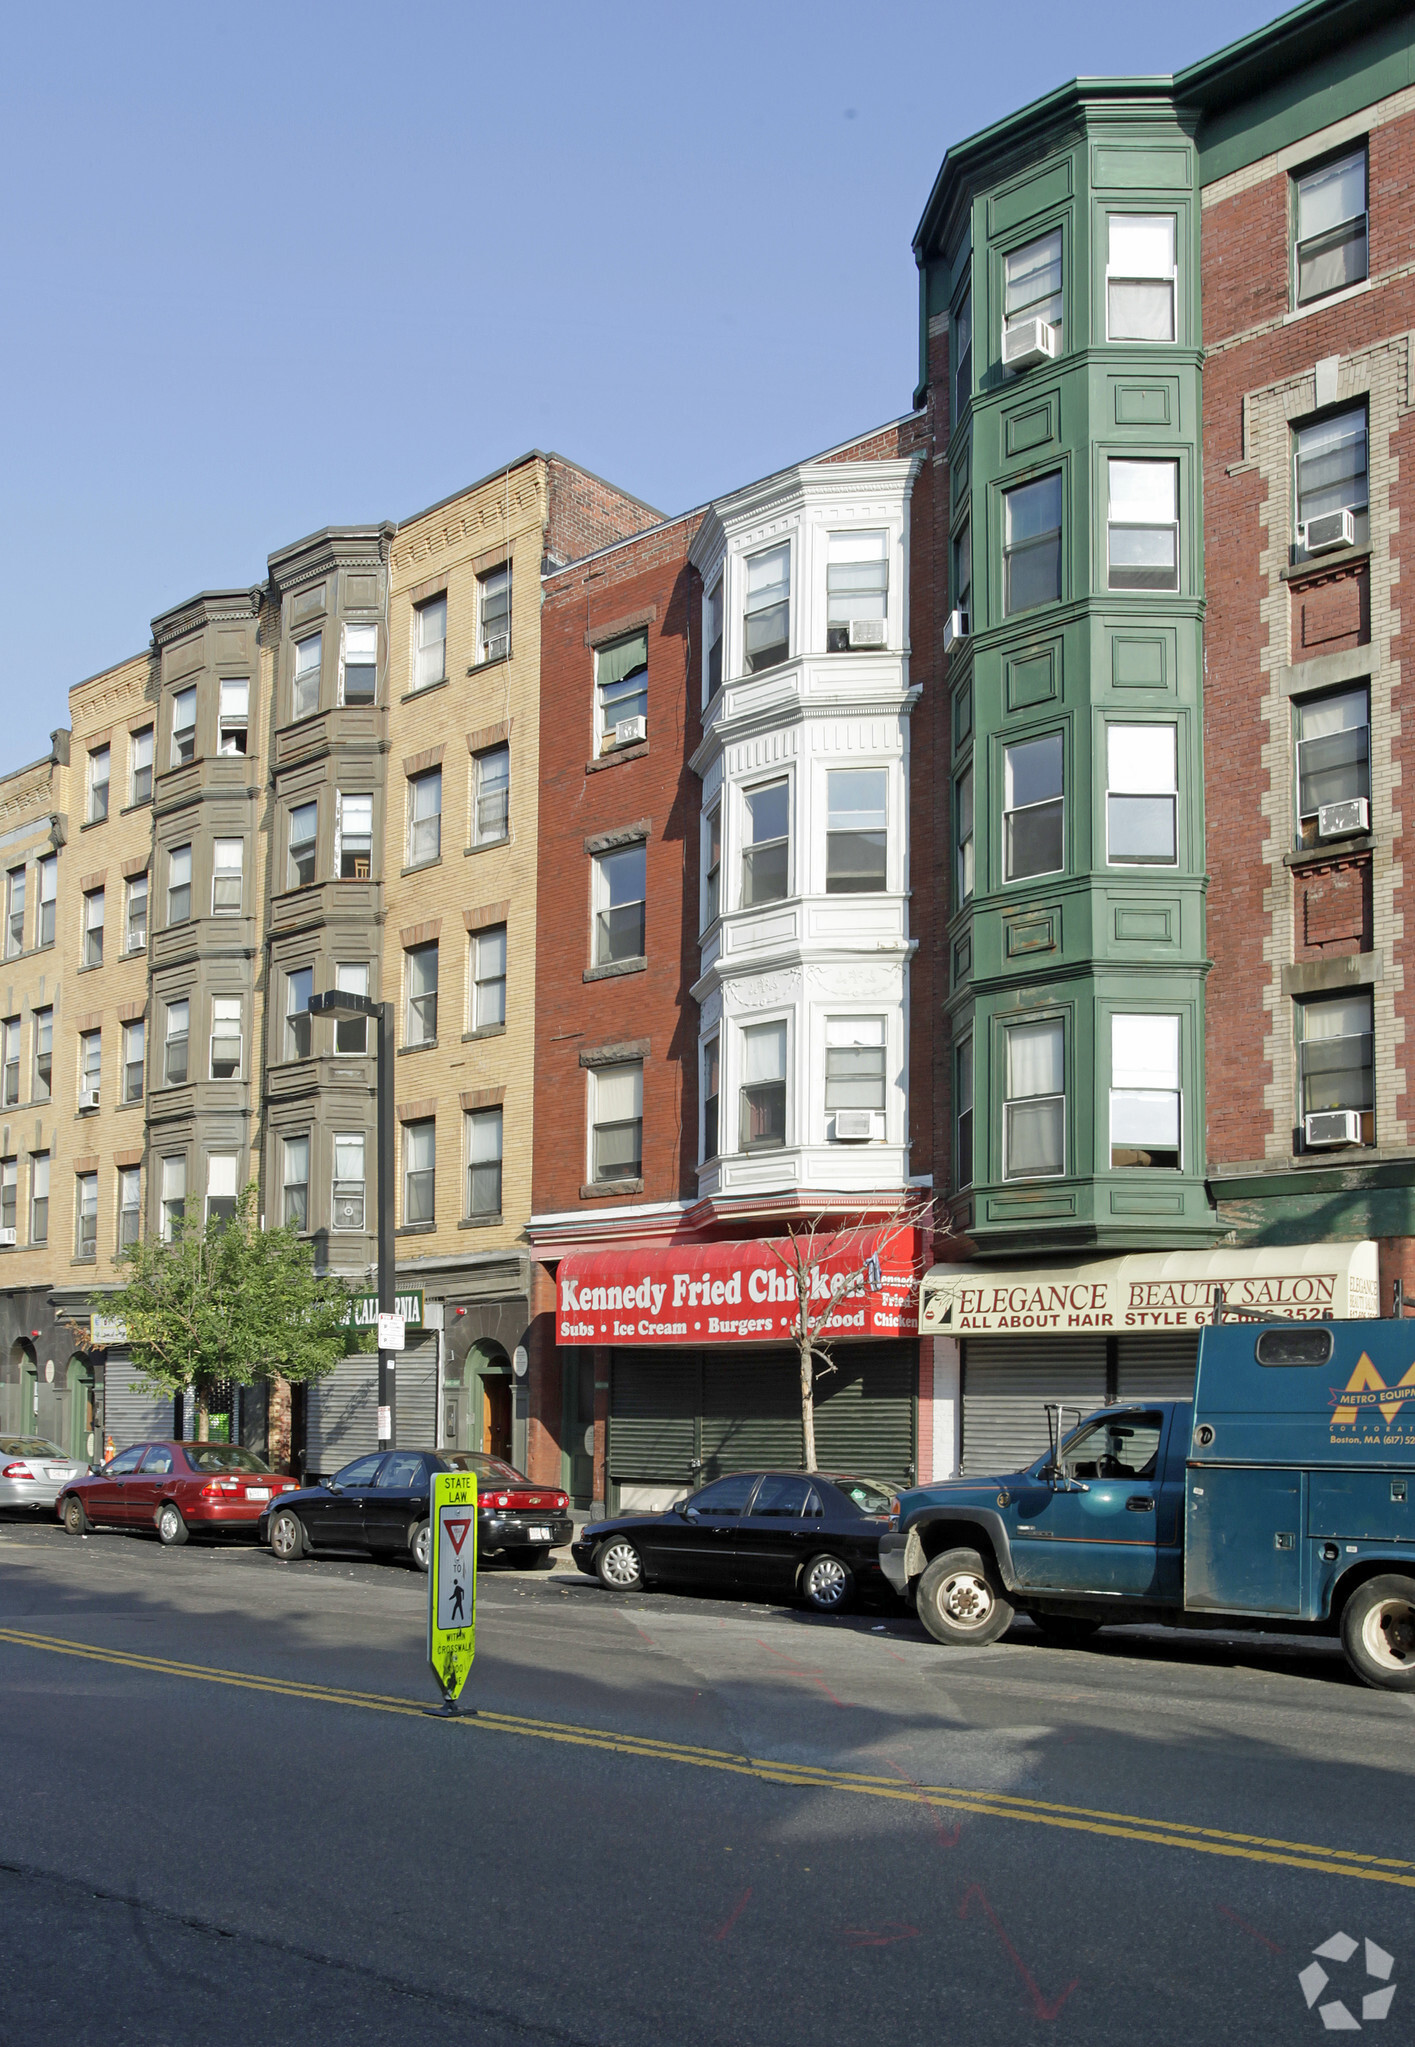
[{"left": 308, "top": 987, "right": 396, "bottom": 1449}]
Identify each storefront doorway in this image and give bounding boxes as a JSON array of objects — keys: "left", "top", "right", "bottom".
[
  {"left": 446, "top": 1340, "right": 514, "bottom": 1459},
  {"left": 65, "top": 1356, "right": 96, "bottom": 1462}
]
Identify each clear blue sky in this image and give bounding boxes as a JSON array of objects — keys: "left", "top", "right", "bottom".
[{"left": 1, "top": 0, "right": 1282, "bottom": 766}]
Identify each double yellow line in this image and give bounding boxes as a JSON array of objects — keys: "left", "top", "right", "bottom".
[{"left": 1, "top": 1623, "right": 1408, "bottom": 1891}]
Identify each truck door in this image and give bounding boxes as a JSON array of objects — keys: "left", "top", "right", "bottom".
[
  {"left": 1008, "top": 1408, "right": 1180, "bottom": 1599},
  {"left": 1184, "top": 1467, "right": 1303, "bottom": 1614}
]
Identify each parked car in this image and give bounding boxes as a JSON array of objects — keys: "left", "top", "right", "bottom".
[
  {"left": 0, "top": 1437, "right": 84, "bottom": 1514},
  {"left": 571, "top": 1470, "right": 899, "bottom": 1612},
  {"left": 58, "top": 1441, "right": 298, "bottom": 1545},
  {"left": 443, "top": 1451, "right": 573, "bottom": 1568},
  {"left": 260, "top": 1449, "right": 454, "bottom": 1570}
]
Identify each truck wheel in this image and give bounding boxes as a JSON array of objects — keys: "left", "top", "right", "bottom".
[
  {"left": 1341, "top": 1575, "right": 1415, "bottom": 1690},
  {"left": 1029, "top": 1613, "right": 1100, "bottom": 1646},
  {"left": 916, "top": 1548, "right": 1014, "bottom": 1647}
]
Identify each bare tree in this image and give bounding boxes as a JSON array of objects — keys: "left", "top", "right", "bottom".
[{"left": 764, "top": 1192, "right": 934, "bottom": 1470}]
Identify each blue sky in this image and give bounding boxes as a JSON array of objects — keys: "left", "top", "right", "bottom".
[{"left": 1, "top": 0, "right": 1282, "bottom": 765}]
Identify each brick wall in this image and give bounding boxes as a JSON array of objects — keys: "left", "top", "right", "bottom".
[{"left": 544, "top": 457, "right": 664, "bottom": 569}]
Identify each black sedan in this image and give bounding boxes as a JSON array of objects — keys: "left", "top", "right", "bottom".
[
  {"left": 571, "top": 1470, "right": 899, "bottom": 1613},
  {"left": 443, "top": 1452, "right": 573, "bottom": 1567},
  {"left": 259, "top": 1449, "right": 452, "bottom": 1570}
]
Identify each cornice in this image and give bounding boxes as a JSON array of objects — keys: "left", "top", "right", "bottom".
[
  {"left": 690, "top": 679, "right": 921, "bottom": 776},
  {"left": 268, "top": 525, "right": 395, "bottom": 597},
  {"left": 688, "top": 458, "right": 921, "bottom": 574},
  {"left": 151, "top": 588, "right": 263, "bottom": 650}
]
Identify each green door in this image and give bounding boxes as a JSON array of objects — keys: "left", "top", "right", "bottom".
[{"left": 67, "top": 1358, "right": 96, "bottom": 1461}]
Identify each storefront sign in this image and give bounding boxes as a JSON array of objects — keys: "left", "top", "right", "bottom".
[
  {"left": 920, "top": 1241, "right": 1380, "bottom": 1336},
  {"left": 555, "top": 1235, "right": 921, "bottom": 1347},
  {"left": 348, "top": 1289, "right": 423, "bottom": 1330},
  {"left": 90, "top": 1313, "right": 127, "bottom": 1346}
]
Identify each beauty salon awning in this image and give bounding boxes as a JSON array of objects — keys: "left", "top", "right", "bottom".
[{"left": 920, "top": 1241, "right": 1380, "bottom": 1337}]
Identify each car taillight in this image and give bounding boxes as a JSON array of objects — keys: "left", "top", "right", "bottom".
[
  {"left": 557, "top": 1495, "right": 568, "bottom": 1510},
  {"left": 2, "top": 1462, "right": 30, "bottom": 1479},
  {"left": 200, "top": 1479, "right": 240, "bottom": 1497}
]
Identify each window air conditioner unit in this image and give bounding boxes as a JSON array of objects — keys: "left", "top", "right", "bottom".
[
  {"left": 1002, "top": 317, "right": 1060, "bottom": 370},
  {"left": 1304, "top": 1110, "right": 1361, "bottom": 1148},
  {"left": 833, "top": 1110, "right": 875, "bottom": 1142},
  {"left": 79, "top": 1088, "right": 100, "bottom": 1110},
  {"left": 943, "top": 608, "right": 970, "bottom": 652},
  {"left": 1318, "top": 796, "right": 1369, "bottom": 839},
  {"left": 0, "top": 1229, "right": 16, "bottom": 1247},
  {"left": 612, "top": 715, "right": 647, "bottom": 747},
  {"left": 848, "top": 617, "right": 887, "bottom": 649},
  {"left": 1298, "top": 508, "right": 1356, "bottom": 554},
  {"left": 481, "top": 634, "right": 509, "bottom": 664}
]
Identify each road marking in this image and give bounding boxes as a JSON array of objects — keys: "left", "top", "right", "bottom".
[
  {"left": 958, "top": 1883, "right": 1078, "bottom": 2021},
  {"left": 1, "top": 1623, "right": 1412, "bottom": 1891}
]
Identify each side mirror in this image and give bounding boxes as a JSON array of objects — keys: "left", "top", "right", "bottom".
[{"left": 324, "top": 1479, "right": 342, "bottom": 1493}]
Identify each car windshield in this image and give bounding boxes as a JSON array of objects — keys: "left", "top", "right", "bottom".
[
  {"left": 447, "top": 1453, "right": 524, "bottom": 1483},
  {"left": 832, "top": 1477, "right": 894, "bottom": 1514},
  {"left": 184, "top": 1445, "right": 271, "bottom": 1474},
  {"left": 0, "top": 1438, "right": 63, "bottom": 1457}
]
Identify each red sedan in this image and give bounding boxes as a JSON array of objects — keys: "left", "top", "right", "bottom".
[{"left": 58, "top": 1441, "right": 299, "bottom": 1547}]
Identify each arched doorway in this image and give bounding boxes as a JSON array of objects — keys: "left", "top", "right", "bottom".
[
  {"left": 467, "top": 1340, "right": 512, "bottom": 1460},
  {"left": 10, "top": 1341, "right": 37, "bottom": 1438},
  {"left": 65, "top": 1356, "right": 96, "bottom": 1462}
]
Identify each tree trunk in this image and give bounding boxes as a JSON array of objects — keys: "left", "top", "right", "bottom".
[{"left": 799, "top": 1340, "right": 817, "bottom": 1471}]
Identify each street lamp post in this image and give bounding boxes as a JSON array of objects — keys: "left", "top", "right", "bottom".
[{"left": 309, "top": 988, "right": 396, "bottom": 1449}]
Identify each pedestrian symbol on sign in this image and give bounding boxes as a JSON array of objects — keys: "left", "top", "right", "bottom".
[{"left": 427, "top": 1472, "right": 478, "bottom": 1708}]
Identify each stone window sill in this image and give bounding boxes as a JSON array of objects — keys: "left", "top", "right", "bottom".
[
  {"left": 396, "top": 1222, "right": 436, "bottom": 1237},
  {"left": 401, "top": 678, "right": 449, "bottom": 704},
  {"left": 462, "top": 1024, "right": 506, "bottom": 1042},
  {"left": 586, "top": 742, "right": 649, "bottom": 775},
  {"left": 1283, "top": 835, "right": 1373, "bottom": 869},
  {"left": 467, "top": 649, "right": 511, "bottom": 676},
  {"left": 77, "top": 962, "right": 103, "bottom": 975},
  {"left": 580, "top": 1178, "right": 644, "bottom": 1199},
  {"left": 118, "top": 1098, "right": 144, "bottom": 1112},
  {"left": 80, "top": 816, "right": 109, "bottom": 832},
  {"left": 584, "top": 957, "right": 646, "bottom": 984},
  {"left": 398, "top": 1040, "right": 437, "bottom": 1056},
  {"left": 1280, "top": 544, "right": 1370, "bottom": 585},
  {"left": 71, "top": 1255, "right": 96, "bottom": 1267},
  {"left": 464, "top": 836, "right": 511, "bottom": 858},
  {"left": 401, "top": 858, "right": 441, "bottom": 878},
  {"left": 458, "top": 1215, "right": 503, "bottom": 1230},
  {"left": 121, "top": 799, "right": 154, "bottom": 816}
]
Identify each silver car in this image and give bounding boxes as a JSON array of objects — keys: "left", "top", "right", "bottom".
[{"left": 0, "top": 1437, "right": 84, "bottom": 1512}]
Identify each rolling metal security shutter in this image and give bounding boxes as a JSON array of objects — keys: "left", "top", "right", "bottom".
[
  {"left": 1113, "top": 1332, "right": 1198, "bottom": 1404},
  {"left": 609, "top": 1350, "right": 697, "bottom": 1486},
  {"left": 961, "top": 1336, "right": 1108, "bottom": 1477},
  {"left": 102, "top": 1359, "right": 176, "bottom": 1450},
  {"left": 701, "top": 1350, "right": 801, "bottom": 1477},
  {"left": 813, "top": 1342, "right": 916, "bottom": 1486},
  {"left": 306, "top": 1353, "right": 378, "bottom": 1474},
  {"left": 394, "top": 1336, "right": 438, "bottom": 1449}
]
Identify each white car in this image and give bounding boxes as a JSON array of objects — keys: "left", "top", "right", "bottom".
[{"left": 0, "top": 1437, "right": 84, "bottom": 1513}]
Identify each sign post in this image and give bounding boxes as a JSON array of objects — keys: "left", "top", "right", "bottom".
[{"left": 428, "top": 1469, "right": 477, "bottom": 1712}]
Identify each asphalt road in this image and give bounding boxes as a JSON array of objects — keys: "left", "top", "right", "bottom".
[{"left": 0, "top": 1515, "right": 1411, "bottom": 2047}]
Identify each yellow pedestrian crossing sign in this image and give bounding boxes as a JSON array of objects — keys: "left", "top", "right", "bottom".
[{"left": 428, "top": 1469, "right": 477, "bottom": 1703}]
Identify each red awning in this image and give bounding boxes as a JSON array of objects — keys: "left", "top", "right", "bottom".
[{"left": 555, "top": 1231, "right": 921, "bottom": 1347}]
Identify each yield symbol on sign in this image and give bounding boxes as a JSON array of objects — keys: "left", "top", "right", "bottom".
[{"left": 444, "top": 1516, "right": 473, "bottom": 1558}]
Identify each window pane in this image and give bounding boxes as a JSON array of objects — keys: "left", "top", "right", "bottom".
[
  {"left": 596, "top": 1064, "right": 643, "bottom": 1122},
  {"left": 1005, "top": 1097, "right": 1064, "bottom": 1177},
  {"left": 1108, "top": 280, "right": 1175, "bottom": 342},
  {"left": 1112, "top": 1013, "right": 1179, "bottom": 1090},
  {"left": 1005, "top": 733, "right": 1063, "bottom": 811},
  {"left": 826, "top": 768, "right": 888, "bottom": 894},
  {"left": 1297, "top": 219, "right": 1367, "bottom": 303},
  {"left": 1109, "top": 460, "right": 1176, "bottom": 522},
  {"left": 1108, "top": 724, "right": 1175, "bottom": 794},
  {"left": 1108, "top": 794, "right": 1176, "bottom": 862},
  {"left": 1108, "top": 213, "right": 1175, "bottom": 276},
  {"left": 1297, "top": 150, "right": 1366, "bottom": 242},
  {"left": 743, "top": 1021, "right": 786, "bottom": 1084},
  {"left": 746, "top": 780, "right": 788, "bottom": 844},
  {"left": 744, "top": 543, "right": 790, "bottom": 672},
  {"left": 1298, "top": 725, "right": 1369, "bottom": 814},
  {"left": 1295, "top": 409, "right": 1368, "bottom": 524},
  {"left": 1004, "top": 228, "right": 1062, "bottom": 330},
  {"left": 1008, "top": 1019, "right": 1063, "bottom": 1099}
]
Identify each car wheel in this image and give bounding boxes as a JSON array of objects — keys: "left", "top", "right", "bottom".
[
  {"left": 916, "top": 1547, "right": 1014, "bottom": 1647},
  {"left": 156, "top": 1502, "right": 189, "bottom": 1548},
  {"left": 409, "top": 1521, "right": 431, "bottom": 1573},
  {"left": 507, "top": 1545, "right": 551, "bottom": 1571},
  {"left": 270, "top": 1509, "right": 307, "bottom": 1563},
  {"left": 1028, "top": 1613, "right": 1100, "bottom": 1646},
  {"left": 1341, "top": 1575, "right": 1415, "bottom": 1690},
  {"left": 63, "top": 1495, "right": 89, "bottom": 1537},
  {"left": 801, "top": 1552, "right": 854, "bottom": 1614},
  {"left": 595, "top": 1537, "right": 643, "bottom": 1592}
]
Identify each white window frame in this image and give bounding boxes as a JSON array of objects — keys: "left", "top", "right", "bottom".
[
  {"left": 79, "top": 1029, "right": 101, "bottom": 1106},
  {"left": 704, "top": 572, "right": 724, "bottom": 705},
  {"left": 589, "top": 1062, "right": 643, "bottom": 1185},
  {"left": 413, "top": 594, "right": 447, "bottom": 691},
  {"left": 159, "top": 1154, "right": 184, "bottom": 1241},
  {"left": 167, "top": 844, "right": 192, "bottom": 925},
  {"left": 122, "top": 1018, "right": 144, "bottom": 1104},
  {"left": 742, "top": 539, "right": 792, "bottom": 676},
  {"left": 171, "top": 686, "right": 196, "bottom": 767},
  {"left": 595, "top": 630, "right": 649, "bottom": 753},
  {"left": 1003, "top": 226, "right": 1063, "bottom": 348},
  {"left": 76, "top": 1171, "right": 98, "bottom": 1258},
  {"left": 471, "top": 925, "right": 507, "bottom": 1032},
  {"left": 288, "top": 802, "right": 317, "bottom": 890},
  {"left": 82, "top": 887, "right": 104, "bottom": 968},
  {"left": 465, "top": 1107, "right": 503, "bottom": 1219},
  {"left": 129, "top": 724, "right": 154, "bottom": 804},
  {"left": 125, "top": 871, "right": 148, "bottom": 952},
  {"left": 118, "top": 1165, "right": 141, "bottom": 1249},
  {"left": 739, "top": 1017, "right": 789, "bottom": 1154},
  {"left": 407, "top": 768, "right": 442, "bottom": 867},
  {"left": 1105, "top": 213, "right": 1178, "bottom": 344},
  {"left": 592, "top": 841, "right": 646, "bottom": 966},
  {"left": 36, "top": 855, "right": 56, "bottom": 948},
  {"left": 701, "top": 1033, "right": 720, "bottom": 1162},
  {"left": 404, "top": 941, "right": 438, "bottom": 1047},
  {"left": 30, "top": 1152, "right": 49, "bottom": 1245},
  {"left": 332, "top": 1132, "right": 366, "bottom": 1232},
  {"left": 163, "top": 999, "right": 190, "bottom": 1087},
  {"left": 206, "top": 1154, "right": 239, "bottom": 1226},
  {"left": 472, "top": 745, "right": 510, "bottom": 845},
  {"left": 210, "top": 996, "right": 242, "bottom": 1081},
  {"left": 334, "top": 962, "right": 370, "bottom": 1053},
  {"left": 403, "top": 1118, "right": 436, "bottom": 1225},
  {"left": 211, "top": 838, "right": 244, "bottom": 915},
  {"left": 703, "top": 802, "right": 722, "bottom": 928},
  {"left": 217, "top": 679, "right": 250, "bottom": 754},
  {"left": 477, "top": 565, "right": 511, "bottom": 664},
  {"left": 1110, "top": 1012, "right": 1182, "bottom": 1171},
  {"left": 340, "top": 624, "right": 378, "bottom": 707},
  {"left": 87, "top": 744, "right": 110, "bottom": 823},
  {"left": 1293, "top": 145, "right": 1369, "bottom": 309},
  {"left": 740, "top": 775, "right": 790, "bottom": 909},
  {"left": 4, "top": 867, "right": 23, "bottom": 959},
  {"left": 1106, "top": 724, "right": 1178, "bottom": 867},
  {"left": 282, "top": 1135, "right": 310, "bottom": 1231},
  {"left": 292, "top": 633, "right": 322, "bottom": 721},
  {"left": 285, "top": 968, "right": 312, "bottom": 1061},
  {"left": 1107, "top": 458, "right": 1179, "bottom": 593}
]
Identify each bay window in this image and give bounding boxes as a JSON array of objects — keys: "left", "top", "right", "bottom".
[
  {"left": 826, "top": 531, "right": 887, "bottom": 651},
  {"left": 1108, "top": 459, "right": 1178, "bottom": 591},
  {"left": 743, "top": 543, "right": 790, "bottom": 674},
  {"left": 1107, "top": 725, "right": 1177, "bottom": 865},
  {"left": 1106, "top": 214, "right": 1177, "bottom": 342},
  {"left": 1003, "top": 473, "right": 1062, "bottom": 614},
  {"left": 825, "top": 769, "right": 887, "bottom": 893},
  {"left": 342, "top": 624, "right": 377, "bottom": 705},
  {"left": 333, "top": 1133, "right": 366, "bottom": 1231},
  {"left": 292, "top": 634, "right": 321, "bottom": 720},
  {"left": 1110, "top": 1014, "right": 1181, "bottom": 1169},
  {"left": 742, "top": 779, "right": 788, "bottom": 906},
  {"left": 740, "top": 1021, "right": 787, "bottom": 1152},
  {"left": 1004, "top": 733, "right": 1063, "bottom": 881},
  {"left": 1004, "top": 1018, "right": 1064, "bottom": 1179}
]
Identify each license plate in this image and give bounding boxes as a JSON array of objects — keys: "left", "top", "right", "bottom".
[
  {"left": 245, "top": 1487, "right": 271, "bottom": 1501},
  {"left": 529, "top": 1525, "right": 551, "bottom": 1541},
  {"left": 46, "top": 1467, "right": 73, "bottom": 1481}
]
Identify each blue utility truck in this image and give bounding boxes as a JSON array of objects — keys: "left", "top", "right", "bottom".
[{"left": 880, "top": 1315, "right": 1415, "bottom": 1690}]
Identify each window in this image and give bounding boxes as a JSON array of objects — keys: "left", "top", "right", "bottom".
[
  {"left": 161, "top": 1158, "right": 185, "bottom": 1240},
  {"left": 33, "top": 1008, "right": 51, "bottom": 1100},
  {"left": 217, "top": 679, "right": 249, "bottom": 754},
  {"left": 292, "top": 634, "right": 321, "bottom": 720},
  {"left": 952, "top": 519, "right": 971, "bottom": 620},
  {"left": 5, "top": 867, "right": 23, "bottom": 958},
  {"left": 1061, "top": 1411, "right": 1163, "bottom": 1483},
  {"left": 123, "top": 1019, "right": 144, "bottom": 1103},
  {"left": 407, "top": 768, "right": 442, "bottom": 866},
  {"left": 1294, "top": 147, "right": 1367, "bottom": 306},
  {"left": 1004, "top": 1018, "right": 1065, "bottom": 1180},
  {"left": 130, "top": 725, "right": 153, "bottom": 805},
  {"left": 743, "top": 542, "right": 790, "bottom": 674},
  {"left": 82, "top": 888, "right": 104, "bottom": 968},
  {"left": 75, "top": 1172, "right": 98, "bottom": 1257},
  {"left": 30, "top": 1153, "right": 49, "bottom": 1244},
  {"left": 282, "top": 1136, "right": 310, "bottom": 1230},
  {"left": 1111, "top": 1014, "right": 1181, "bottom": 1169},
  {"left": 1004, "top": 227, "right": 1063, "bottom": 346},
  {"left": 212, "top": 839, "right": 243, "bottom": 915},
  {"left": 79, "top": 1030, "right": 101, "bottom": 1105},
  {"left": 1004, "top": 733, "right": 1064, "bottom": 881},
  {"left": 703, "top": 1036, "right": 720, "bottom": 1160},
  {"left": 1108, "top": 459, "right": 1178, "bottom": 592},
  {"left": 466, "top": 1107, "right": 503, "bottom": 1217},
  {"left": 478, "top": 565, "right": 511, "bottom": 663},
  {"left": 1296, "top": 687, "right": 1369, "bottom": 843},
  {"left": 288, "top": 802, "right": 317, "bottom": 889},
  {"left": 342, "top": 624, "right": 377, "bottom": 705},
  {"left": 335, "top": 962, "right": 369, "bottom": 1053},
  {"left": 956, "top": 764, "right": 975, "bottom": 903},
  {"left": 405, "top": 941, "right": 438, "bottom": 1046},
  {"left": 740, "top": 1021, "right": 787, "bottom": 1152},
  {"left": 1, "top": 1019, "right": 17, "bottom": 1106},
  {"left": 705, "top": 576, "right": 723, "bottom": 700},
  {"left": 596, "top": 630, "right": 649, "bottom": 751},
  {"left": 826, "top": 531, "right": 888, "bottom": 651},
  {"left": 704, "top": 805, "right": 722, "bottom": 926},
  {"left": 472, "top": 925, "right": 507, "bottom": 1030},
  {"left": 285, "top": 969, "right": 312, "bottom": 1061},
  {"left": 954, "top": 288, "right": 971, "bottom": 420},
  {"left": 206, "top": 1155, "right": 238, "bottom": 1227},
  {"left": 1299, "top": 991, "right": 1373, "bottom": 1143},
  {"left": 167, "top": 844, "right": 191, "bottom": 925},
  {"left": 210, "top": 997, "right": 242, "bottom": 1080},
  {"left": 333, "top": 791, "right": 372, "bottom": 881},
  {"left": 1107, "top": 725, "right": 1177, "bottom": 865},
  {"left": 414, "top": 596, "right": 447, "bottom": 691},
  {"left": 826, "top": 768, "right": 887, "bottom": 893},
  {"left": 332, "top": 1133, "right": 365, "bottom": 1231},
  {"left": 36, "top": 856, "right": 55, "bottom": 948},
  {"left": 1107, "top": 214, "right": 1177, "bottom": 342},
  {"left": 126, "top": 872, "right": 148, "bottom": 951},
  {"left": 1, "top": 1158, "right": 16, "bottom": 1235},
  {"left": 593, "top": 843, "right": 646, "bottom": 964},
  {"left": 118, "top": 1167, "right": 140, "bottom": 1250},
  {"left": 87, "top": 745, "right": 110, "bottom": 823},
  {"left": 163, "top": 999, "right": 189, "bottom": 1086},
  {"left": 742, "top": 779, "right": 788, "bottom": 907},
  {"left": 1294, "top": 408, "right": 1368, "bottom": 540},
  {"left": 825, "top": 1017, "right": 887, "bottom": 1114},
  {"left": 592, "top": 1063, "right": 643, "bottom": 1182},
  {"left": 1004, "top": 473, "right": 1062, "bottom": 614},
  {"left": 473, "top": 745, "right": 510, "bottom": 844},
  {"left": 403, "top": 1119, "right": 436, "bottom": 1223},
  {"left": 171, "top": 686, "right": 196, "bottom": 767},
  {"left": 956, "top": 1036, "right": 974, "bottom": 1189}
]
